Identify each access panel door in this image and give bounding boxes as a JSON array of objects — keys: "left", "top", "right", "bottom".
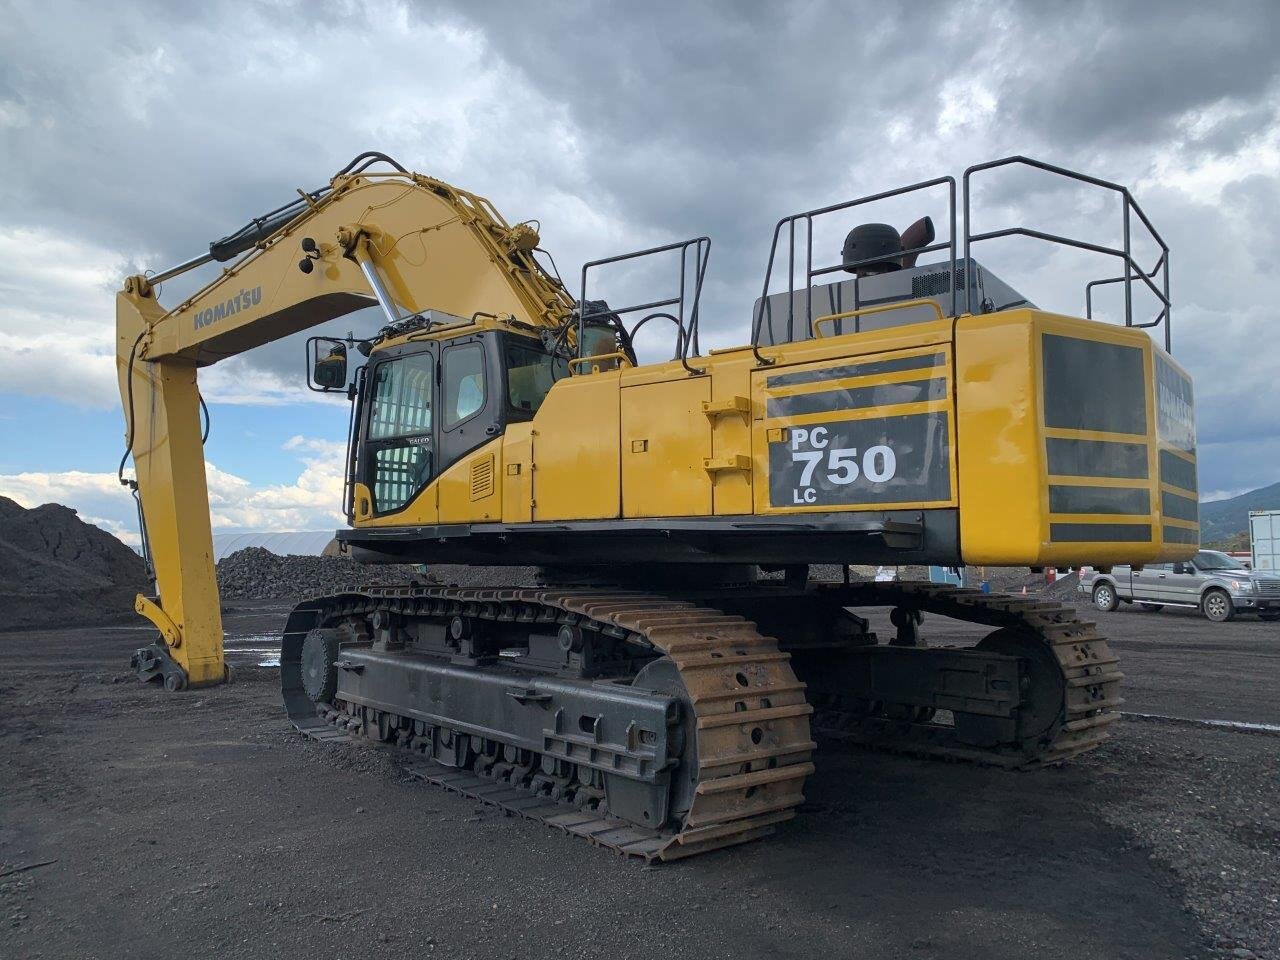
[
  {"left": 753, "top": 345, "right": 955, "bottom": 515},
  {"left": 621, "top": 378, "right": 712, "bottom": 518}
]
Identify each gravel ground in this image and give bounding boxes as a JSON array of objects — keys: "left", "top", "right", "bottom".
[{"left": 1, "top": 593, "right": 1276, "bottom": 959}]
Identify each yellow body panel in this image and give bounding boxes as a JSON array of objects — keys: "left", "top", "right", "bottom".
[
  {"left": 953, "top": 313, "right": 1043, "bottom": 563},
  {"left": 621, "top": 377, "right": 712, "bottom": 518},
  {"left": 955, "top": 309, "right": 1196, "bottom": 566},
  {"left": 360, "top": 308, "right": 1197, "bottom": 577},
  {"left": 354, "top": 479, "right": 439, "bottom": 527},
  {"left": 527, "top": 371, "right": 622, "bottom": 521},
  {"left": 437, "top": 441, "right": 503, "bottom": 523},
  {"left": 501, "top": 424, "right": 535, "bottom": 523},
  {"left": 705, "top": 352, "right": 755, "bottom": 515},
  {"left": 751, "top": 335, "right": 958, "bottom": 516}
]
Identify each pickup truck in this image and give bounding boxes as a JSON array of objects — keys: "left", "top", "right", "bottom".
[{"left": 1079, "top": 549, "right": 1280, "bottom": 622}]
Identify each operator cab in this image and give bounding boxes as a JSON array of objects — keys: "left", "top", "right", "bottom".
[
  {"left": 358, "top": 330, "right": 563, "bottom": 514},
  {"left": 309, "top": 320, "right": 561, "bottom": 519},
  {"left": 354, "top": 328, "right": 559, "bottom": 516}
]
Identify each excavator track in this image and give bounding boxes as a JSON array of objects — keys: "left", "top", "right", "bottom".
[
  {"left": 279, "top": 579, "right": 1119, "bottom": 860},
  {"left": 804, "top": 581, "right": 1123, "bottom": 768},
  {"left": 281, "top": 586, "right": 816, "bottom": 862}
]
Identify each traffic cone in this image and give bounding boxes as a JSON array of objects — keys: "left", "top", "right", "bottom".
[{"left": 1021, "top": 585, "right": 1028, "bottom": 596}]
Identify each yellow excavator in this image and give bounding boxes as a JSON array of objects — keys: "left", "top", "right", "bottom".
[{"left": 117, "top": 152, "right": 1196, "bottom": 860}]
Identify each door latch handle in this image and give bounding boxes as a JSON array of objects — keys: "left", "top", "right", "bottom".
[{"left": 334, "top": 659, "right": 365, "bottom": 673}]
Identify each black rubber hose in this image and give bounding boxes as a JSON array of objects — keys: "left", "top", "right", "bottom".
[
  {"left": 117, "top": 332, "right": 210, "bottom": 490},
  {"left": 117, "top": 329, "right": 146, "bottom": 487},
  {"left": 336, "top": 151, "right": 408, "bottom": 175},
  {"left": 533, "top": 246, "right": 566, "bottom": 289},
  {"left": 208, "top": 152, "right": 408, "bottom": 263},
  {"left": 199, "top": 392, "right": 210, "bottom": 444}
]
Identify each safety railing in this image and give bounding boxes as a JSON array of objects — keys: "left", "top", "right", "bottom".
[
  {"left": 578, "top": 237, "right": 711, "bottom": 375},
  {"left": 749, "top": 176, "right": 957, "bottom": 365},
  {"left": 746, "top": 156, "right": 1175, "bottom": 361},
  {"left": 1085, "top": 255, "right": 1167, "bottom": 326},
  {"left": 963, "top": 156, "right": 1171, "bottom": 351},
  {"left": 811, "top": 298, "right": 945, "bottom": 339}
]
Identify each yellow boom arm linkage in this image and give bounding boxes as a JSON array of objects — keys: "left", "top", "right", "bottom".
[{"left": 116, "top": 160, "right": 572, "bottom": 687}]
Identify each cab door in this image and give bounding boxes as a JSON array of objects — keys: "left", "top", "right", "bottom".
[
  {"left": 360, "top": 344, "right": 438, "bottom": 517},
  {"left": 438, "top": 335, "right": 502, "bottom": 478}
]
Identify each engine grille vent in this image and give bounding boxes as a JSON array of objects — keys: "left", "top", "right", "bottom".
[
  {"left": 911, "top": 267, "right": 967, "bottom": 298},
  {"left": 470, "top": 455, "right": 495, "bottom": 501}
]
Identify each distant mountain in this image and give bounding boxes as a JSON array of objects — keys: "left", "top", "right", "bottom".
[{"left": 1200, "top": 481, "right": 1280, "bottom": 544}]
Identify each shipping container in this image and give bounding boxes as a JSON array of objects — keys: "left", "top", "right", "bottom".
[{"left": 1251, "top": 510, "right": 1280, "bottom": 572}]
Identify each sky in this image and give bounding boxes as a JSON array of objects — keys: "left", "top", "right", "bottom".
[{"left": 1, "top": 0, "right": 1277, "bottom": 544}]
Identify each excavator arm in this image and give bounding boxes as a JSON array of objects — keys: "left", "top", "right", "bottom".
[{"left": 117, "top": 153, "right": 572, "bottom": 689}]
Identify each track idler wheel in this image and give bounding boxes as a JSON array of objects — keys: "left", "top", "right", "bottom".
[
  {"left": 953, "top": 627, "right": 1065, "bottom": 750},
  {"left": 300, "top": 628, "right": 344, "bottom": 703}
]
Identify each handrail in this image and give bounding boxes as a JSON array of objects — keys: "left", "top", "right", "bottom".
[
  {"left": 962, "top": 156, "right": 1171, "bottom": 351},
  {"left": 748, "top": 156, "right": 1176, "bottom": 361},
  {"left": 579, "top": 236, "right": 711, "bottom": 376},
  {"left": 1086, "top": 253, "right": 1167, "bottom": 327},
  {"left": 750, "top": 176, "right": 956, "bottom": 365},
  {"left": 812, "top": 298, "right": 945, "bottom": 339}
]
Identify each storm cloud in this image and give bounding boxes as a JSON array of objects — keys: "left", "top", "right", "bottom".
[{"left": 1, "top": 0, "right": 1278, "bottom": 498}]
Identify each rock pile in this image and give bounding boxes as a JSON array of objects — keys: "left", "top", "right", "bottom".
[
  {"left": 215, "top": 549, "right": 544, "bottom": 600},
  {"left": 215, "top": 547, "right": 420, "bottom": 601},
  {"left": 0, "top": 497, "right": 150, "bottom": 630}
]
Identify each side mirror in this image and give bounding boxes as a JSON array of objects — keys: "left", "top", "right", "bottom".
[
  {"left": 314, "top": 344, "right": 348, "bottom": 388},
  {"left": 308, "top": 338, "right": 349, "bottom": 391},
  {"left": 1172, "top": 562, "right": 1189, "bottom": 575}
]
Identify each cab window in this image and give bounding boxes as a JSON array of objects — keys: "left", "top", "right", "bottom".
[
  {"left": 367, "top": 352, "right": 434, "bottom": 513},
  {"left": 505, "top": 341, "right": 556, "bottom": 418},
  {"left": 369, "top": 353, "right": 433, "bottom": 439},
  {"left": 444, "top": 342, "right": 486, "bottom": 429}
]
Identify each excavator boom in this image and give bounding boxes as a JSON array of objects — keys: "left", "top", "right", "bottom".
[{"left": 118, "top": 154, "right": 572, "bottom": 687}]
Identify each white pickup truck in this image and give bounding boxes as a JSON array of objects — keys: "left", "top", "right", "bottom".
[{"left": 1079, "top": 549, "right": 1280, "bottom": 622}]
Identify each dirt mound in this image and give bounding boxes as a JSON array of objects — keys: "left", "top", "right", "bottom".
[
  {"left": 0, "top": 497, "right": 149, "bottom": 630},
  {"left": 1041, "top": 571, "right": 1086, "bottom": 602},
  {"left": 215, "top": 547, "right": 421, "bottom": 600}
]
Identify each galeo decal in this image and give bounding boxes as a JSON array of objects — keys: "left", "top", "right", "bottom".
[{"left": 193, "top": 286, "right": 262, "bottom": 330}]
